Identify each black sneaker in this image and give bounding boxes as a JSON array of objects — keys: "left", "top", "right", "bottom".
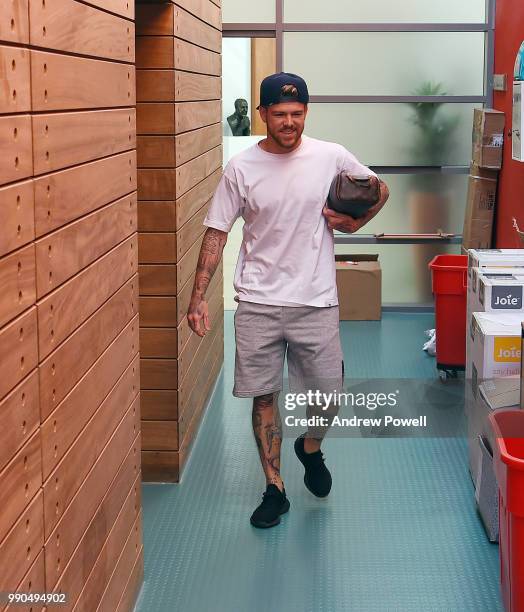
[
  {"left": 294, "top": 435, "right": 332, "bottom": 498},
  {"left": 250, "top": 484, "right": 290, "bottom": 528}
]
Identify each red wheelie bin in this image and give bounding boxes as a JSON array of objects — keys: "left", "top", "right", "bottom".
[
  {"left": 489, "top": 410, "right": 524, "bottom": 612},
  {"left": 428, "top": 254, "right": 468, "bottom": 381}
]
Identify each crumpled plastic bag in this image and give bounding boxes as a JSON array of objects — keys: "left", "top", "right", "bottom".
[{"left": 423, "top": 328, "right": 436, "bottom": 356}]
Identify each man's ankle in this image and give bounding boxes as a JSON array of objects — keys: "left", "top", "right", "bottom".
[
  {"left": 267, "top": 478, "right": 284, "bottom": 493},
  {"left": 303, "top": 436, "right": 321, "bottom": 454}
]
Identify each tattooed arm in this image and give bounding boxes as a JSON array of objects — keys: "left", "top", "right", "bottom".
[
  {"left": 187, "top": 227, "right": 228, "bottom": 337},
  {"left": 322, "top": 179, "right": 390, "bottom": 234}
]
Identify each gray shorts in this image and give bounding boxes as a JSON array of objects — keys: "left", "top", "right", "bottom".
[{"left": 233, "top": 301, "right": 344, "bottom": 398}]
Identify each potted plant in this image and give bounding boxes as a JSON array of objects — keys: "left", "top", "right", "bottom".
[{"left": 406, "top": 82, "right": 460, "bottom": 302}]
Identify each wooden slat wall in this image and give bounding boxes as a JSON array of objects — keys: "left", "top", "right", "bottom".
[
  {"left": 136, "top": 0, "right": 224, "bottom": 482},
  {"left": 0, "top": 1, "right": 142, "bottom": 610}
]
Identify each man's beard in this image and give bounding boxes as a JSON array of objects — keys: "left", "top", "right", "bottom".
[{"left": 267, "top": 125, "right": 301, "bottom": 149}]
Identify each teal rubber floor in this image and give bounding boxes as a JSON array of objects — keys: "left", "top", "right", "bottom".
[{"left": 136, "top": 313, "right": 502, "bottom": 612}]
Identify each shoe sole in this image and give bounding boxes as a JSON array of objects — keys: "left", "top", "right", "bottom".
[
  {"left": 295, "top": 437, "right": 332, "bottom": 498},
  {"left": 250, "top": 499, "right": 290, "bottom": 529}
]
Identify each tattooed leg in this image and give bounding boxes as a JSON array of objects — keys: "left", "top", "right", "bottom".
[{"left": 252, "top": 392, "right": 284, "bottom": 491}]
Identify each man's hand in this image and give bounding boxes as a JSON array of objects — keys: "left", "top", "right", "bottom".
[
  {"left": 322, "top": 179, "right": 390, "bottom": 234},
  {"left": 187, "top": 295, "right": 211, "bottom": 337},
  {"left": 186, "top": 227, "right": 227, "bottom": 337}
]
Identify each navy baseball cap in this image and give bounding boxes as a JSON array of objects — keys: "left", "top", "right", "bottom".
[{"left": 257, "top": 72, "right": 309, "bottom": 109}]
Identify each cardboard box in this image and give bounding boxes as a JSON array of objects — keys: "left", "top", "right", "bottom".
[
  {"left": 472, "top": 379, "right": 520, "bottom": 542},
  {"left": 472, "top": 108, "right": 505, "bottom": 169},
  {"left": 335, "top": 254, "right": 381, "bottom": 320},
  {"left": 462, "top": 164, "right": 499, "bottom": 249}
]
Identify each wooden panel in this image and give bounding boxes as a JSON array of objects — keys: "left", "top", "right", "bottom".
[
  {"left": 60, "top": 476, "right": 140, "bottom": 612},
  {"left": 0, "top": 490, "right": 43, "bottom": 594},
  {"left": 180, "top": 319, "right": 223, "bottom": 428},
  {"left": 0, "top": 180, "right": 34, "bottom": 258},
  {"left": 140, "top": 390, "right": 177, "bottom": 420},
  {"left": 179, "top": 334, "right": 222, "bottom": 474},
  {"left": 141, "top": 450, "right": 178, "bottom": 482},
  {"left": 140, "top": 359, "right": 177, "bottom": 389},
  {"left": 115, "top": 548, "right": 144, "bottom": 612},
  {"left": 176, "top": 231, "right": 204, "bottom": 292},
  {"left": 138, "top": 233, "right": 176, "bottom": 264},
  {"left": 0, "top": 308, "right": 38, "bottom": 401},
  {"left": 34, "top": 151, "right": 136, "bottom": 237},
  {"left": 34, "top": 192, "right": 133, "bottom": 296},
  {"left": 138, "top": 201, "right": 176, "bottom": 232},
  {"left": 0, "top": 114, "right": 32, "bottom": 185},
  {"left": 43, "top": 358, "right": 139, "bottom": 537},
  {"left": 45, "top": 428, "right": 140, "bottom": 588},
  {"left": 135, "top": 4, "right": 174, "bottom": 35},
  {"left": 180, "top": 332, "right": 224, "bottom": 458},
  {"left": 137, "top": 136, "right": 175, "bottom": 168},
  {"left": 0, "top": 371, "right": 39, "bottom": 473},
  {"left": 176, "top": 272, "right": 195, "bottom": 325},
  {"left": 135, "top": 37, "right": 174, "bottom": 69},
  {"left": 35, "top": 193, "right": 137, "bottom": 298},
  {"left": 175, "top": 38, "right": 221, "bottom": 76},
  {"left": 139, "top": 328, "right": 177, "bottom": 359},
  {"left": 136, "top": 103, "right": 175, "bottom": 135},
  {"left": 32, "top": 108, "right": 135, "bottom": 175},
  {"left": 31, "top": 51, "right": 135, "bottom": 111},
  {"left": 5, "top": 550, "right": 45, "bottom": 612},
  {"left": 137, "top": 169, "right": 176, "bottom": 200},
  {"left": 41, "top": 316, "right": 138, "bottom": 480},
  {"left": 141, "top": 421, "right": 178, "bottom": 451},
  {"left": 29, "top": 0, "right": 134, "bottom": 62},
  {"left": 175, "top": 100, "right": 221, "bottom": 134},
  {"left": 37, "top": 236, "right": 137, "bottom": 359},
  {"left": 176, "top": 202, "right": 208, "bottom": 259},
  {"left": 176, "top": 145, "right": 222, "bottom": 198},
  {"left": 0, "top": 46, "right": 30, "bottom": 114},
  {"left": 138, "top": 264, "right": 177, "bottom": 296},
  {"left": 93, "top": 513, "right": 142, "bottom": 612},
  {"left": 0, "top": 431, "right": 41, "bottom": 544},
  {"left": 175, "top": 122, "right": 221, "bottom": 166},
  {"left": 39, "top": 277, "right": 138, "bottom": 420},
  {"left": 136, "top": 70, "right": 174, "bottom": 102},
  {"left": 178, "top": 321, "right": 222, "bottom": 441},
  {"left": 174, "top": 72, "right": 221, "bottom": 102},
  {"left": 176, "top": 168, "right": 221, "bottom": 228},
  {"left": 175, "top": 0, "right": 221, "bottom": 30},
  {"left": 0, "top": 0, "right": 29, "bottom": 45},
  {"left": 174, "top": 6, "right": 221, "bottom": 53},
  {"left": 139, "top": 296, "right": 176, "bottom": 327},
  {"left": 251, "top": 38, "right": 276, "bottom": 136},
  {"left": 77, "top": 0, "right": 133, "bottom": 20},
  {"left": 0, "top": 244, "right": 35, "bottom": 328}
]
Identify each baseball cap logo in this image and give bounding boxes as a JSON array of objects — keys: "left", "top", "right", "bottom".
[{"left": 280, "top": 84, "right": 298, "bottom": 98}]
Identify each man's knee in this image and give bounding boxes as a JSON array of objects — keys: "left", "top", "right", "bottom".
[{"left": 253, "top": 393, "right": 275, "bottom": 410}]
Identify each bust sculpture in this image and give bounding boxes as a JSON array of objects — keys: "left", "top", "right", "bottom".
[{"left": 227, "top": 98, "right": 251, "bottom": 136}]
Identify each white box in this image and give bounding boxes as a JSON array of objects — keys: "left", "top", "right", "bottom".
[
  {"left": 467, "top": 249, "right": 524, "bottom": 281},
  {"left": 466, "top": 268, "right": 524, "bottom": 379},
  {"left": 469, "top": 312, "right": 522, "bottom": 398}
]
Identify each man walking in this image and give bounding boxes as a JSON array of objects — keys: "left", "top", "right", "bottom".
[{"left": 187, "top": 72, "right": 389, "bottom": 528}]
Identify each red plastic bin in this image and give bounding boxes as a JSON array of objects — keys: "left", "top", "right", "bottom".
[
  {"left": 489, "top": 410, "right": 524, "bottom": 612},
  {"left": 428, "top": 254, "right": 468, "bottom": 369}
]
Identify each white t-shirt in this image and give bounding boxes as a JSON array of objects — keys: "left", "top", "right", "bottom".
[{"left": 204, "top": 134, "right": 376, "bottom": 307}]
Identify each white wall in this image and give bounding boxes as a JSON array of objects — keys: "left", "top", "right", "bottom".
[{"left": 222, "top": 38, "right": 251, "bottom": 137}]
